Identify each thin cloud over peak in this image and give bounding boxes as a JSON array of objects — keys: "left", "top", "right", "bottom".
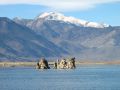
[{"left": 0, "top": 0, "right": 120, "bottom": 11}]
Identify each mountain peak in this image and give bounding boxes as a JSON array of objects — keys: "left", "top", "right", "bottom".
[
  {"left": 37, "top": 12, "right": 63, "bottom": 19},
  {"left": 36, "top": 12, "right": 109, "bottom": 28}
]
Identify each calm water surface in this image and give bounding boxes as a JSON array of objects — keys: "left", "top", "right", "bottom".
[{"left": 0, "top": 65, "right": 120, "bottom": 90}]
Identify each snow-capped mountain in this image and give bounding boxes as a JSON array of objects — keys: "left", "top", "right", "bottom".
[
  {"left": 12, "top": 12, "right": 120, "bottom": 61},
  {"left": 36, "top": 12, "right": 109, "bottom": 28}
]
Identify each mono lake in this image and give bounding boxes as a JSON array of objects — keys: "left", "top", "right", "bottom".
[{"left": 0, "top": 65, "right": 120, "bottom": 90}]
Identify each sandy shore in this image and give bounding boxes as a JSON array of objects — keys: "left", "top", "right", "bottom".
[
  {"left": 0, "top": 62, "right": 55, "bottom": 67},
  {"left": 0, "top": 61, "right": 120, "bottom": 67}
]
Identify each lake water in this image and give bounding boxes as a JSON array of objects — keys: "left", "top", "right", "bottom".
[{"left": 0, "top": 65, "right": 120, "bottom": 90}]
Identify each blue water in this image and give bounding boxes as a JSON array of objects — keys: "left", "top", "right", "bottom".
[{"left": 0, "top": 65, "right": 120, "bottom": 90}]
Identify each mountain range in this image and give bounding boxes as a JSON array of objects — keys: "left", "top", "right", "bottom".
[{"left": 0, "top": 12, "right": 120, "bottom": 61}]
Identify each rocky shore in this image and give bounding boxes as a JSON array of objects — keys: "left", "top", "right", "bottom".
[{"left": 0, "top": 61, "right": 120, "bottom": 68}]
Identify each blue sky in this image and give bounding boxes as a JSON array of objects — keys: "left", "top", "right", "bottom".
[{"left": 0, "top": 0, "right": 120, "bottom": 26}]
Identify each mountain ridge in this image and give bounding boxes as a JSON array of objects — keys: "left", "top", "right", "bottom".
[
  {"left": 14, "top": 12, "right": 110, "bottom": 28},
  {"left": 0, "top": 17, "right": 68, "bottom": 61}
]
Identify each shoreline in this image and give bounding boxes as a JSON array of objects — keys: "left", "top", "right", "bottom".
[{"left": 0, "top": 61, "right": 120, "bottom": 67}]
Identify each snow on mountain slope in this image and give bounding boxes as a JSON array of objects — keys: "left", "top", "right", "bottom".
[{"left": 37, "top": 12, "right": 109, "bottom": 28}]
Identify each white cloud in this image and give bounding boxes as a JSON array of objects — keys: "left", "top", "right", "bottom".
[{"left": 0, "top": 0, "right": 120, "bottom": 11}]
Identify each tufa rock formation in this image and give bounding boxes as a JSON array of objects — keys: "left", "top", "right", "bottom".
[
  {"left": 36, "top": 57, "right": 76, "bottom": 69},
  {"left": 57, "top": 57, "right": 76, "bottom": 69},
  {"left": 36, "top": 58, "right": 50, "bottom": 69}
]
